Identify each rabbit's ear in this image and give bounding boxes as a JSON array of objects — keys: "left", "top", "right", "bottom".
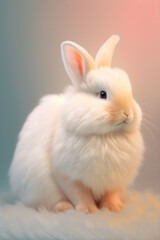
[
  {"left": 95, "top": 35, "right": 120, "bottom": 68},
  {"left": 61, "top": 41, "right": 95, "bottom": 85}
]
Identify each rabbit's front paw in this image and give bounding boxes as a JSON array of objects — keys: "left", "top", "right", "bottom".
[
  {"left": 103, "top": 198, "right": 124, "bottom": 212},
  {"left": 100, "top": 191, "right": 124, "bottom": 212},
  {"left": 55, "top": 200, "right": 73, "bottom": 212},
  {"left": 76, "top": 203, "right": 98, "bottom": 214}
]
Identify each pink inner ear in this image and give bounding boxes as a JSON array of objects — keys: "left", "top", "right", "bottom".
[{"left": 66, "top": 46, "right": 83, "bottom": 76}]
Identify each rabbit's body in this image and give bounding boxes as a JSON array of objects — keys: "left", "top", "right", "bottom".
[
  {"left": 9, "top": 36, "right": 145, "bottom": 213},
  {"left": 10, "top": 92, "right": 143, "bottom": 208}
]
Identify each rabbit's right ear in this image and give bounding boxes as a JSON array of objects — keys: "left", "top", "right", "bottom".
[{"left": 61, "top": 41, "right": 95, "bottom": 86}]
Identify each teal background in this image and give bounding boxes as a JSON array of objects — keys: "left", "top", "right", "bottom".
[
  {"left": 0, "top": 0, "right": 160, "bottom": 193},
  {"left": 0, "top": 0, "right": 67, "bottom": 190},
  {"left": 0, "top": 1, "right": 36, "bottom": 189}
]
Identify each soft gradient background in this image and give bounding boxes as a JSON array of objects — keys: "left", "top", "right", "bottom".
[{"left": 0, "top": 0, "right": 160, "bottom": 193}]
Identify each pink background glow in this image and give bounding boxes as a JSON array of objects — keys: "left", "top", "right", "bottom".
[{"left": 32, "top": 0, "right": 160, "bottom": 191}]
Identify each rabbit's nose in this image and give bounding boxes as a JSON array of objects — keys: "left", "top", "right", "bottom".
[{"left": 123, "top": 112, "right": 129, "bottom": 117}]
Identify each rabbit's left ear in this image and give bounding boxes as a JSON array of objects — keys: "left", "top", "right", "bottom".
[
  {"left": 95, "top": 35, "right": 120, "bottom": 68},
  {"left": 61, "top": 41, "right": 95, "bottom": 86}
]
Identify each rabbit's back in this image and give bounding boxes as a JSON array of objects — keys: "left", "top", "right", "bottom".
[{"left": 9, "top": 94, "right": 65, "bottom": 208}]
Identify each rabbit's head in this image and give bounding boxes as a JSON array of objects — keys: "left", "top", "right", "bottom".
[{"left": 61, "top": 35, "right": 142, "bottom": 135}]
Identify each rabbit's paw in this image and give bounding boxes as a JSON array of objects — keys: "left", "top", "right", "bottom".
[
  {"left": 100, "top": 191, "right": 124, "bottom": 212},
  {"left": 106, "top": 198, "right": 124, "bottom": 212},
  {"left": 55, "top": 200, "right": 74, "bottom": 212},
  {"left": 76, "top": 203, "right": 98, "bottom": 214}
]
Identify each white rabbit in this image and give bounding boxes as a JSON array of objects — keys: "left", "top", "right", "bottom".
[{"left": 9, "top": 35, "right": 145, "bottom": 213}]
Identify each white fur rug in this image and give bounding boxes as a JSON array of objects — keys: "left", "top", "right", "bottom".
[{"left": 0, "top": 190, "right": 160, "bottom": 240}]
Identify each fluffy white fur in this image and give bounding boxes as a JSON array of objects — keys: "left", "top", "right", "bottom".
[
  {"left": 0, "top": 190, "right": 160, "bottom": 240},
  {"left": 9, "top": 35, "right": 145, "bottom": 212}
]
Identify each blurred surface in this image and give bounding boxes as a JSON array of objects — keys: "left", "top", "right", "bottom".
[
  {"left": 0, "top": 190, "right": 160, "bottom": 240},
  {"left": 0, "top": 0, "right": 160, "bottom": 192}
]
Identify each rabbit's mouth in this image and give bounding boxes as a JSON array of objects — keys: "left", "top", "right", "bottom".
[{"left": 117, "top": 120, "right": 127, "bottom": 126}]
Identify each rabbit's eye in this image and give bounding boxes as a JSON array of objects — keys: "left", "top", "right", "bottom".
[{"left": 100, "top": 91, "right": 107, "bottom": 99}]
